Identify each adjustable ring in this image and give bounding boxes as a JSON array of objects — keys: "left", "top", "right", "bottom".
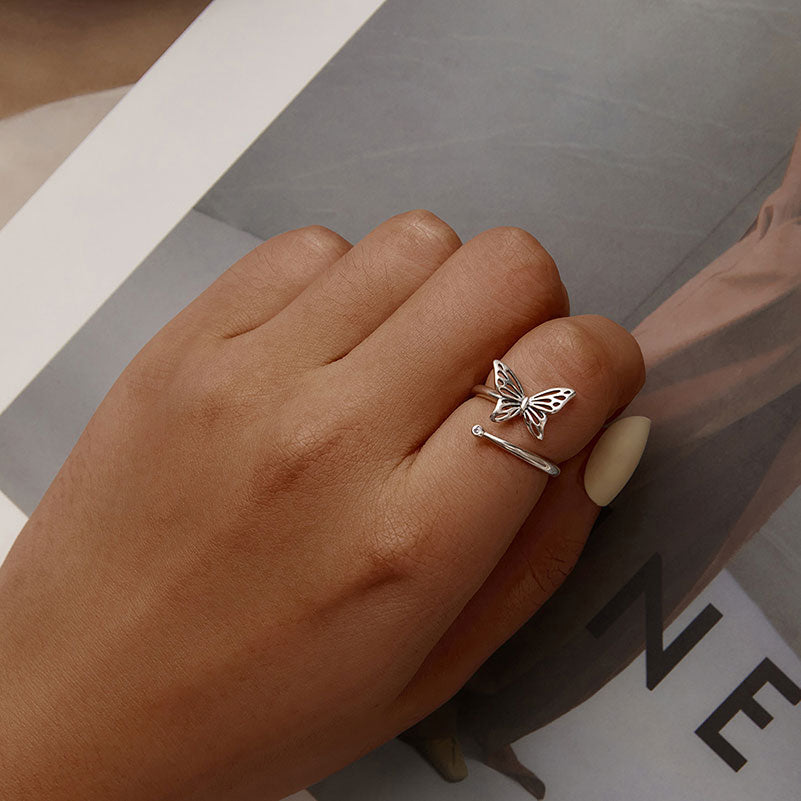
[
  {"left": 472, "top": 385, "right": 504, "bottom": 402},
  {"left": 472, "top": 359, "right": 575, "bottom": 441},
  {"left": 471, "top": 425, "right": 560, "bottom": 476}
]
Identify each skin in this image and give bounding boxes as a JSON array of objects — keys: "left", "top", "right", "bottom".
[{"left": 0, "top": 211, "right": 644, "bottom": 800}]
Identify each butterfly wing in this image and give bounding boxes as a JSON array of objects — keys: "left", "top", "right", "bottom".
[
  {"left": 490, "top": 360, "right": 526, "bottom": 422},
  {"left": 493, "top": 360, "right": 526, "bottom": 401},
  {"left": 528, "top": 387, "right": 576, "bottom": 414},
  {"left": 522, "top": 405, "right": 548, "bottom": 440},
  {"left": 490, "top": 396, "right": 522, "bottom": 422},
  {"left": 525, "top": 387, "right": 576, "bottom": 438}
]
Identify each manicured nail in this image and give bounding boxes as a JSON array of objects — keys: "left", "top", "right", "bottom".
[{"left": 584, "top": 416, "right": 650, "bottom": 505}]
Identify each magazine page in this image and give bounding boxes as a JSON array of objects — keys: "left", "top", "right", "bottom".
[{"left": 1, "top": 1, "right": 799, "bottom": 798}]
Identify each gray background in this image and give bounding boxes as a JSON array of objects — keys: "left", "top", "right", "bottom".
[{"left": 197, "top": 0, "right": 800, "bottom": 325}]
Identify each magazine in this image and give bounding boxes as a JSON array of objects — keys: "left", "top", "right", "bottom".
[{"left": 0, "top": 1, "right": 799, "bottom": 798}]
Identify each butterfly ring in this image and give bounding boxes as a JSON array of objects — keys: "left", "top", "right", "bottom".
[{"left": 472, "top": 360, "right": 576, "bottom": 441}]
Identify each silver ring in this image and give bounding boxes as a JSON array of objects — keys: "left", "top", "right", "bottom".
[
  {"left": 472, "top": 359, "right": 575, "bottom": 441},
  {"left": 471, "top": 425, "right": 560, "bottom": 476}
]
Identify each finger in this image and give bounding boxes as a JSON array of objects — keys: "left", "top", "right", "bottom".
[
  {"left": 378, "top": 316, "right": 644, "bottom": 647},
  {"left": 180, "top": 226, "right": 352, "bottom": 338},
  {"left": 259, "top": 210, "right": 462, "bottom": 367},
  {"left": 343, "top": 227, "right": 569, "bottom": 453},
  {"left": 395, "top": 444, "right": 599, "bottom": 712},
  {"left": 397, "top": 414, "right": 651, "bottom": 712}
]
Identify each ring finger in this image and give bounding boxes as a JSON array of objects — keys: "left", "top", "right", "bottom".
[{"left": 381, "top": 314, "right": 644, "bottom": 627}]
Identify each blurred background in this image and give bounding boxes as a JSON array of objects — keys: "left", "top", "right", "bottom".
[{"left": 0, "top": 0, "right": 210, "bottom": 227}]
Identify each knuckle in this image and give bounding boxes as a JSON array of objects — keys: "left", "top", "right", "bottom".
[
  {"left": 169, "top": 353, "right": 253, "bottom": 433},
  {"left": 220, "top": 242, "right": 282, "bottom": 297},
  {"left": 235, "top": 226, "right": 348, "bottom": 294},
  {"left": 394, "top": 209, "right": 462, "bottom": 256},
  {"left": 499, "top": 225, "right": 543, "bottom": 252},
  {"left": 478, "top": 227, "right": 567, "bottom": 316},
  {"left": 265, "top": 395, "right": 363, "bottom": 488},
  {"left": 277, "top": 414, "right": 342, "bottom": 465},
  {"left": 175, "top": 370, "right": 228, "bottom": 426},
  {"left": 547, "top": 316, "right": 614, "bottom": 388},
  {"left": 362, "top": 500, "right": 441, "bottom": 586},
  {"left": 485, "top": 226, "right": 551, "bottom": 269},
  {"left": 124, "top": 345, "right": 180, "bottom": 399},
  {"left": 290, "top": 224, "right": 350, "bottom": 259}
]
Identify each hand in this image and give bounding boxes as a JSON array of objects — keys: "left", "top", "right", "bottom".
[{"left": 0, "top": 211, "right": 644, "bottom": 800}]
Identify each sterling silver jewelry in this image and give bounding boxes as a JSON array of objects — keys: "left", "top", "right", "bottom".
[
  {"left": 472, "top": 360, "right": 575, "bottom": 440},
  {"left": 471, "top": 425, "right": 560, "bottom": 476}
]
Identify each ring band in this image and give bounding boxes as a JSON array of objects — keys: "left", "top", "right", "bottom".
[
  {"left": 472, "top": 385, "right": 504, "bottom": 402},
  {"left": 471, "top": 425, "right": 560, "bottom": 476}
]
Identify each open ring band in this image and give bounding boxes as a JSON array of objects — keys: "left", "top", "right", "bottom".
[
  {"left": 472, "top": 385, "right": 504, "bottom": 402},
  {"left": 471, "top": 425, "right": 560, "bottom": 476}
]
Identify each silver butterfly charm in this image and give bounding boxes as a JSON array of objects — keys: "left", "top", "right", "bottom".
[{"left": 489, "top": 359, "right": 575, "bottom": 440}]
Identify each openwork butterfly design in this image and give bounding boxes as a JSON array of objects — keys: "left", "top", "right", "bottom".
[{"left": 489, "top": 359, "right": 576, "bottom": 440}]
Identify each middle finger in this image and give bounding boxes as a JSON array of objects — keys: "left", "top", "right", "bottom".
[{"left": 341, "top": 226, "right": 569, "bottom": 455}]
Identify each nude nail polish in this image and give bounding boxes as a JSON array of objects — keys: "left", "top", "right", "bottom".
[{"left": 584, "top": 416, "right": 651, "bottom": 506}]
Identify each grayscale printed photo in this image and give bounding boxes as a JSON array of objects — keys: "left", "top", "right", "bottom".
[{"left": 0, "top": 1, "right": 799, "bottom": 799}]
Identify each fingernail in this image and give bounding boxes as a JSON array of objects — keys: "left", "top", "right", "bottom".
[{"left": 584, "top": 416, "right": 650, "bottom": 506}]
